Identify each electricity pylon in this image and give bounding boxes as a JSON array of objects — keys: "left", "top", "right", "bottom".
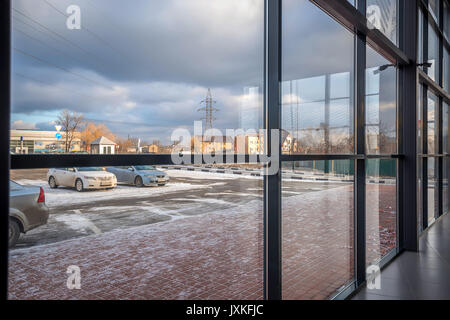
[{"left": 198, "top": 88, "right": 219, "bottom": 131}]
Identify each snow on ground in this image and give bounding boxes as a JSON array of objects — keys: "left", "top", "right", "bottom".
[
  {"left": 165, "top": 169, "right": 263, "bottom": 180},
  {"left": 15, "top": 179, "right": 211, "bottom": 207}
]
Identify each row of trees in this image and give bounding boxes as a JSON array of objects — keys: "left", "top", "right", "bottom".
[{"left": 56, "top": 109, "right": 140, "bottom": 153}]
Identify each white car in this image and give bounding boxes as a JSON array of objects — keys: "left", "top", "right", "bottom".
[{"left": 47, "top": 167, "right": 117, "bottom": 192}]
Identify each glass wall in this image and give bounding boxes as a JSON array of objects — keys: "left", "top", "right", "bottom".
[
  {"left": 9, "top": 0, "right": 265, "bottom": 300},
  {"left": 365, "top": 45, "right": 398, "bottom": 267},
  {"left": 281, "top": 0, "right": 355, "bottom": 299},
  {"left": 417, "top": 0, "right": 450, "bottom": 231}
]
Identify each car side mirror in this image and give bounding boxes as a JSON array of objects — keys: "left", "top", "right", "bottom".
[{"left": 128, "top": 167, "right": 134, "bottom": 171}]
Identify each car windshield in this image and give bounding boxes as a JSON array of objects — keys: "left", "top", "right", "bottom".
[
  {"left": 75, "top": 167, "right": 104, "bottom": 172},
  {"left": 134, "top": 166, "right": 156, "bottom": 171}
]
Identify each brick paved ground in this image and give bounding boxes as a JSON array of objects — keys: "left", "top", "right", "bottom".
[{"left": 8, "top": 184, "right": 396, "bottom": 300}]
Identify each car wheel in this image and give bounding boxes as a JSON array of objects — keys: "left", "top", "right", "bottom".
[
  {"left": 135, "top": 176, "right": 143, "bottom": 187},
  {"left": 9, "top": 219, "right": 20, "bottom": 248},
  {"left": 48, "top": 176, "right": 58, "bottom": 189},
  {"left": 75, "top": 179, "right": 84, "bottom": 192}
]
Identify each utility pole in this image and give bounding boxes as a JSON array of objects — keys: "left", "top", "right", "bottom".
[{"left": 198, "top": 88, "right": 219, "bottom": 131}]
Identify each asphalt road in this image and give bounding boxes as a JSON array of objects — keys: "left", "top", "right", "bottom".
[{"left": 10, "top": 169, "right": 344, "bottom": 250}]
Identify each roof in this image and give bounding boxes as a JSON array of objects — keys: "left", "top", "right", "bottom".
[{"left": 90, "top": 136, "right": 116, "bottom": 145}]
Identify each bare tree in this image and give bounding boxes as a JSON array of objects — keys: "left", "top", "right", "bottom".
[{"left": 56, "top": 109, "right": 84, "bottom": 153}]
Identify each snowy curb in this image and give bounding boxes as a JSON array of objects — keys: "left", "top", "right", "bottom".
[{"left": 157, "top": 165, "right": 396, "bottom": 185}]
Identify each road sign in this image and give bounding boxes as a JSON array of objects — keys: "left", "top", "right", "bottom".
[
  {"left": 56, "top": 133, "right": 62, "bottom": 140},
  {"left": 55, "top": 125, "right": 62, "bottom": 132},
  {"left": 20, "top": 136, "right": 23, "bottom": 142}
]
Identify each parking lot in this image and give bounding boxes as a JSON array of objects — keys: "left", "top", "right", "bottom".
[
  {"left": 10, "top": 167, "right": 347, "bottom": 249},
  {"left": 8, "top": 166, "right": 396, "bottom": 300}
]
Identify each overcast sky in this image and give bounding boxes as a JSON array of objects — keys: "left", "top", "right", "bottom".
[{"left": 11, "top": 0, "right": 392, "bottom": 144}]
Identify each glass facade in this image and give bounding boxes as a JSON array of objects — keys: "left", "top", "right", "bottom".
[
  {"left": 3, "top": 0, "right": 450, "bottom": 302},
  {"left": 417, "top": 0, "right": 450, "bottom": 231}
]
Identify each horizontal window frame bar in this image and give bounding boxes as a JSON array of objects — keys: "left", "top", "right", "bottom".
[
  {"left": 10, "top": 154, "right": 263, "bottom": 170},
  {"left": 280, "top": 154, "right": 402, "bottom": 161},
  {"left": 11, "top": 153, "right": 404, "bottom": 169},
  {"left": 418, "top": 153, "right": 446, "bottom": 157},
  {"left": 419, "top": 69, "right": 450, "bottom": 104},
  {"left": 311, "top": 0, "right": 410, "bottom": 65}
]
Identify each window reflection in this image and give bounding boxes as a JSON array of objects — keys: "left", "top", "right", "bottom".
[
  {"left": 366, "top": 46, "right": 397, "bottom": 155},
  {"left": 282, "top": 0, "right": 354, "bottom": 155},
  {"left": 367, "top": 0, "right": 398, "bottom": 45}
]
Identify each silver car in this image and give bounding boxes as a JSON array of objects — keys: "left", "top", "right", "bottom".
[
  {"left": 47, "top": 167, "right": 117, "bottom": 192},
  {"left": 9, "top": 180, "right": 49, "bottom": 248},
  {"left": 106, "top": 165, "right": 169, "bottom": 187}
]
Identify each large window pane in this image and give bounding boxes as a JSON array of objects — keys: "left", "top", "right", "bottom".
[
  {"left": 11, "top": 0, "right": 264, "bottom": 155},
  {"left": 366, "top": 159, "right": 397, "bottom": 267},
  {"left": 282, "top": 161, "right": 354, "bottom": 299},
  {"left": 444, "top": 47, "right": 449, "bottom": 93},
  {"left": 427, "top": 92, "right": 438, "bottom": 154},
  {"left": 366, "top": 0, "right": 398, "bottom": 45},
  {"left": 444, "top": 102, "right": 449, "bottom": 214},
  {"left": 427, "top": 158, "right": 438, "bottom": 225},
  {"left": 9, "top": 0, "right": 265, "bottom": 300},
  {"left": 9, "top": 165, "right": 264, "bottom": 299},
  {"left": 366, "top": 46, "right": 397, "bottom": 155},
  {"left": 281, "top": 0, "right": 354, "bottom": 155},
  {"left": 428, "top": 24, "right": 440, "bottom": 82}
]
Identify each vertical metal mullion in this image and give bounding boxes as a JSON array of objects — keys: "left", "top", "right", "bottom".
[
  {"left": 0, "top": 0, "right": 10, "bottom": 300},
  {"left": 264, "top": 0, "right": 282, "bottom": 300},
  {"left": 355, "top": 0, "right": 367, "bottom": 287}
]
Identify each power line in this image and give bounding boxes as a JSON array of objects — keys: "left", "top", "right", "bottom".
[
  {"left": 41, "top": 0, "right": 127, "bottom": 60},
  {"left": 13, "top": 26, "right": 87, "bottom": 67},
  {"left": 13, "top": 8, "right": 101, "bottom": 61},
  {"left": 14, "top": 47, "right": 115, "bottom": 90}
]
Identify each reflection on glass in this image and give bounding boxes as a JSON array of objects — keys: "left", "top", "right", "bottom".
[
  {"left": 444, "top": 1, "right": 449, "bottom": 40},
  {"left": 428, "top": 0, "right": 440, "bottom": 23},
  {"left": 366, "top": 159, "right": 397, "bottom": 267},
  {"left": 281, "top": 0, "right": 354, "bottom": 155},
  {"left": 427, "top": 92, "right": 438, "bottom": 154},
  {"left": 428, "top": 23, "right": 440, "bottom": 82},
  {"left": 282, "top": 161, "right": 354, "bottom": 299},
  {"left": 427, "top": 157, "right": 438, "bottom": 225},
  {"left": 444, "top": 102, "right": 449, "bottom": 214},
  {"left": 418, "top": 9, "right": 424, "bottom": 67},
  {"left": 366, "top": 46, "right": 397, "bottom": 155},
  {"left": 444, "top": 158, "right": 449, "bottom": 214},
  {"left": 418, "top": 84, "right": 423, "bottom": 154},
  {"left": 418, "top": 157, "right": 424, "bottom": 233},
  {"left": 367, "top": 0, "right": 398, "bottom": 45},
  {"left": 444, "top": 48, "right": 449, "bottom": 93}
]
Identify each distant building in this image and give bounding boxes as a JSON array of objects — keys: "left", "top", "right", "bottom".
[
  {"left": 235, "top": 134, "right": 264, "bottom": 155},
  {"left": 191, "top": 136, "right": 234, "bottom": 154},
  {"left": 141, "top": 144, "right": 159, "bottom": 154},
  {"left": 89, "top": 136, "right": 117, "bottom": 154},
  {"left": 10, "top": 129, "right": 81, "bottom": 154}
]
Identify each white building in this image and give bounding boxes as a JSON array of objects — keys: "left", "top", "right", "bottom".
[{"left": 89, "top": 136, "right": 116, "bottom": 154}]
